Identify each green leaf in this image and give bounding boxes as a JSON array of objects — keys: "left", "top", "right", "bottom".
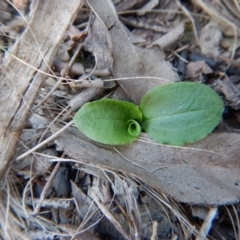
[
  {"left": 73, "top": 99, "right": 142, "bottom": 145},
  {"left": 140, "top": 82, "right": 224, "bottom": 146}
]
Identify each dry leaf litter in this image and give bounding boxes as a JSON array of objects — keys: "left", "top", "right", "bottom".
[{"left": 1, "top": 0, "right": 240, "bottom": 239}]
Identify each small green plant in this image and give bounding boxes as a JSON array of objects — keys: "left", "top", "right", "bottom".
[{"left": 73, "top": 82, "right": 224, "bottom": 146}]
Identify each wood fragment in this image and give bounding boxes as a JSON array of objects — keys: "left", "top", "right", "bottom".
[
  {"left": 62, "top": 87, "right": 105, "bottom": 120},
  {"left": 125, "top": 183, "right": 142, "bottom": 240},
  {"left": 25, "top": 197, "right": 72, "bottom": 209},
  {"left": 150, "top": 22, "right": 185, "bottom": 49},
  {"left": 70, "top": 78, "right": 104, "bottom": 89},
  {"left": 195, "top": 207, "right": 218, "bottom": 240},
  {"left": 150, "top": 221, "right": 158, "bottom": 240},
  {"left": 0, "top": 0, "right": 83, "bottom": 184}
]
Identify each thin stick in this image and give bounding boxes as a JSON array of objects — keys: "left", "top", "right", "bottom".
[
  {"left": 195, "top": 207, "right": 218, "bottom": 240},
  {"left": 16, "top": 121, "right": 73, "bottom": 161},
  {"left": 31, "top": 161, "right": 61, "bottom": 216},
  {"left": 38, "top": 105, "right": 69, "bottom": 144},
  {"left": 117, "top": 9, "right": 210, "bottom": 19},
  {"left": 150, "top": 221, "right": 158, "bottom": 240}
]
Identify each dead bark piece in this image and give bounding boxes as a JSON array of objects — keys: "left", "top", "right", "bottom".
[
  {"left": 150, "top": 22, "right": 185, "bottom": 50},
  {"left": 0, "top": 0, "right": 83, "bottom": 184},
  {"left": 87, "top": 0, "right": 179, "bottom": 104},
  {"left": 68, "top": 87, "right": 105, "bottom": 112},
  {"left": 54, "top": 126, "right": 240, "bottom": 205}
]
